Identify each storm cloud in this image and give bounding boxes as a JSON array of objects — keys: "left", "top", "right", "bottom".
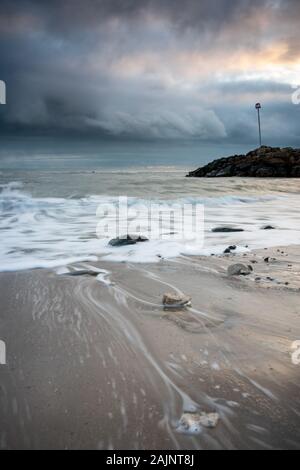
[{"left": 0, "top": 0, "right": 300, "bottom": 143}]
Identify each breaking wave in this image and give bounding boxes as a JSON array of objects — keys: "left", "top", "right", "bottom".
[{"left": 0, "top": 181, "right": 299, "bottom": 271}]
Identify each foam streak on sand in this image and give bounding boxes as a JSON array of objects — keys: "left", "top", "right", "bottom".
[
  {"left": 1, "top": 249, "right": 300, "bottom": 449},
  {"left": 75, "top": 271, "right": 212, "bottom": 448}
]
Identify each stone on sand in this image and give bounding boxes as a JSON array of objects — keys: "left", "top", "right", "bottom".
[
  {"left": 162, "top": 293, "right": 191, "bottom": 308},
  {"left": 227, "top": 263, "right": 252, "bottom": 276},
  {"left": 178, "top": 412, "right": 219, "bottom": 434}
]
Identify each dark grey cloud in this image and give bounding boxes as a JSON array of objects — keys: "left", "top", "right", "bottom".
[
  {"left": 0, "top": 0, "right": 272, "bottom": 31},
  {"left": 0, "top": 0, "right": 299, "bottom": 143}
]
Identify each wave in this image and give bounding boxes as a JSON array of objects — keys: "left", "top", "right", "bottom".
[{"left": 0, "top": 182, "right": 299, "bottom": 271}]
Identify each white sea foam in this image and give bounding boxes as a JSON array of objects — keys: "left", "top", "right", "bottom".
[{"left": 0, "top": 182, "right": 300, "bottom": 271}]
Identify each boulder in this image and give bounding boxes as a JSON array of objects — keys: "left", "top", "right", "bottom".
[
  {"left": 291, "top": 166, "right": 300, "bottom": 177},
  {"left": 206, "top": 170, "right": 218, "bottom": 177},
  {"left": 224, "top": 245, "right": 237, "bottom": 254},
  {"left": 186, "top": 146, "right": 300, "bottom": 178},
  {"left": 274, "top": 166, "right": 289, "bottom": 177},
  {"left": 212, "top": 227, "right": 244, "bottom": 233},
  {"left": 255, "top": 167, "right": 274, "bottom": 177},
  {"left": 215, "top": 165, "right": 233, "bottom": 177},
  {"left": 227, "top": 263, "right": 252, "bottom": 276},
  {"left": 109, "top": 234, "right": 149, "bottom": 247}
]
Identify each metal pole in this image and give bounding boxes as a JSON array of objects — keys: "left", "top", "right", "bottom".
[
  {"left": 255, "top": 103, "right": 262, "bottom": 147},
  {"left": 257, "top": 107, "right": 262, "bottom": 147}
]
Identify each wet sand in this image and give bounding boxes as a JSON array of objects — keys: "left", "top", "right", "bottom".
[{"left": 0, "top": 246, "right": 300, "bottom": 449}]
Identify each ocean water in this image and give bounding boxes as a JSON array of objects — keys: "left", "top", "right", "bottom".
[
  {"left": 1, "top": 151, "right": 300, "bottom": 272},
  {"left": 0, "top": 138, "right": 249, "bottom": 171}
]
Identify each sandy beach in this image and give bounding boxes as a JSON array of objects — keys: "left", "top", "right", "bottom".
[
  {"left": 2, "top": 0, "right": 300, "bottom": 454},
  {"left": 1, "top": 245, "right": 300, "bottom": 450}
]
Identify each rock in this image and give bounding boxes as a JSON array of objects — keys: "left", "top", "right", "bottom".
[
  {"left": 178, "top": 412, "right": 219, "bottom": 434},
  {"left": 291, "top": 166, "right": 300, "bottom": 177},
  {"left": 215, "top": 165, "right": 233, "bottom": 177},
  {"left": 162, "top": 293, "right": 191, "bottom": 308},
  {"left": 66, "top": 270, "right": 100, "bottom": 277},
  {"left": 262, "top": 225, "right": 275, "bottom": 230},
  {"left": 212, "top": 227, "right": 244, "bottom": 233},
  {"left": 264, "top": 257, "right": 270, "bottom": 263},
  {"left": 224, "top": 245, "right": 237, "bottom": 254},
  {"left": 186, "top": 146, "right": 300, "bottom": 178},
  {"left": 256, "top": 167, "right": 274, "bottom": 177},
  {"left": 227, "top": 263, "right": 252, "bottom": 276},
  {"left": 109, "top": 234, "right": 149, "bottom": 247},
  {"left": 206, "top": 170, "right": 218, "bottom": 177}
]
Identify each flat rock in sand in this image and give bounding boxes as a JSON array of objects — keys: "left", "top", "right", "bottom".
[{"left": 162, "top": 293, "right": 191, "bottom": 308}]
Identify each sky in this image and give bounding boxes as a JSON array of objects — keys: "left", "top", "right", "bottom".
[{"left": 0, "top": 0, "right": 300, "bottom": 145}]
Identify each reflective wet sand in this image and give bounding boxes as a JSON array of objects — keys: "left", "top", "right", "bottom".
[{"left": 0, "top": 247, "right": 300, "bottom": 449}]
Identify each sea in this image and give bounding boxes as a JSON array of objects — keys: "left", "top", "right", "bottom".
[{"left": 0, "top": 138, "right": 300, "bottom": 271}]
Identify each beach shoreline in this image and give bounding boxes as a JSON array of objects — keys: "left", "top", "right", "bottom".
[
  {"left": 2, "top": 0, "right": 300, "bottom": 452},
  {"left": 0, "top": 244, "right": 300, "bottom": 449}
]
